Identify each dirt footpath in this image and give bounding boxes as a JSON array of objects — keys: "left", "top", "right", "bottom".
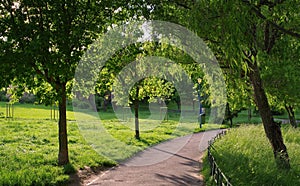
[{"left": 80, "top": 129, "right": 224, "bottom": 186}]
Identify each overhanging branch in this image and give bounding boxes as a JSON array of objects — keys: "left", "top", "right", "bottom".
[
  {"left": 242, "top": 0, "right": 300, "bottom": 38},
  {"left": 251, "top": 7, "right": 300, "bottom": 38}
]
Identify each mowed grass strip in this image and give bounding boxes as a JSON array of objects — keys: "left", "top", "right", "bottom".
[{"left": 202, "top": 125, "right": 300, "bottom": 185}]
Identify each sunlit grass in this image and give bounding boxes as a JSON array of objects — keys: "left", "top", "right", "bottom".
[
  {"left": 0, "top": 101, "right": 227, "bottom": 185},
  {"left": 0, "top": 102, "right": 75, "bottom": 120},
  {"left": 202, "top": 124, "right": 300, "bottom": 185},
  {"left": 0, "top": 119, "right": 114, "bottom": 185}
]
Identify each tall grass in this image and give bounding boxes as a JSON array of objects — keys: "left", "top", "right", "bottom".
[{"left": 202, "top": 125, "right": 300, "bottom": 185}]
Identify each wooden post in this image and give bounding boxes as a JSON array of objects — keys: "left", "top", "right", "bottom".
[
  {"left": 6, "top": 103, "right": 14, "bottom": 120},
  {"left": 51, "top": 104, "right": 58, "bottom": 120}
]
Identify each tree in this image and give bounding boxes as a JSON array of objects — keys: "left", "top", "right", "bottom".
[
  {"left": 148, "top": 0, "right": 300, "bottom": 169},
  {"left": 91, "top": 36, "right": 203, "bottom": 138},
  {"left": 187, "top": 0, "right": 300, "bottom": 169},
  {"left": 111, "top": 54, "right": 185, "bottom": 139},
  {"left": 0, "top": 0, "right": 140, "bottom": 165},
  {"left": 262, "top": 36, "right": 300, "bottom": 128},
  {"left": 129, "top": 78, "right": 175, "bottom": 139}
]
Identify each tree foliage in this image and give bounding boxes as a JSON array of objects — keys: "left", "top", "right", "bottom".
[
  {"left": 0, "top": 0, "right": 143, "bottom": 165},
  {"left": 149, "top": 0, "right": 300, "bottom": 169},
  {"left": 262, "top": 35, "right": 300, "bottom": 127}
]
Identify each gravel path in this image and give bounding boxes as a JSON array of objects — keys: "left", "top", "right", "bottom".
[{"left": 81, "top": 129, "right": 224, "bottom": 186}]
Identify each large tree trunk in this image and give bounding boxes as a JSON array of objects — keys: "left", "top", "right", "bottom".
[
  {"left": 57, "top": 83, "right": 69, "bottom": 165},
  {"left": 248, "top": 60, "right": 290, "bottom": 169},
  {"left": 285, "top": 105, "right": 297, "bottom": 128}
]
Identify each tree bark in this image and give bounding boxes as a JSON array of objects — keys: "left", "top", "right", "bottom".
[
  {"left": 285, "top": 105, "right": 297, "bottom": 128},
  {"left": 225, "top": 103, "right": 233, "bottom": 128},
  {"left": 134, "top": 86, "right": 140, "bottom": 140},
  {"left": 57, "top": 83, "right": 69, "bottom": 165},
  {"left": 248, "top": 107, "right": 252, "bottom": 122},
  {"left": 248, "top": 60, "right": 290, "bottom": 169}
]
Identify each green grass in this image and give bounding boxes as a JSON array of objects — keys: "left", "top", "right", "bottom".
[
  {"left": 73, "top": 108, "right": 227, "bottom": 162},
  {"left": 202, "top": 124, "right": 300, "bottom": 185},
  {"left": 0, "top": 102, "right": 226, "bottom": 185},
  {"left": 231, "top": 108, "right": 300, "bottom": 126},
  {"left": 4, "top": 101, "right": 299, "bottom": 185},
  {"left": 0, "top": 119, "right": 114, "bottom": 185},
  {"left": 0, "top": 102, "right": 75, "bottom": 120},
  {"left": 231, "top": 109, "right": 262, "bottom": 125},
  {"left": 273, "top": 109, "right": 300, "bottom": 120}
]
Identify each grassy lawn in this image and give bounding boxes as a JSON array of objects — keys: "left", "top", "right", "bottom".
[
  {"left": 73, "top": 105, "right": 228, "bottom": 162},
  {"left": 202, "top": 124, "right": 300, "bottom": 185},
  {"left": 2, "top": 102, "right": 298, "bottom": 185},
  {"left": 0, "top": 102, "right": 75, "bottom": 120},
  {"left": 0, "top": 118, "right": 114, "bottom": 185},
  {"left": 231, "top": 108, "right": 300, "bottom": 125},
  {"left": 0, "top": 102, "right": 226, "bottom": 185}
]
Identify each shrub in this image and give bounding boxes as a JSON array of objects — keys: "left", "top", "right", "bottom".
[
  {"left": 72, "top": 98, "right": 93, "bottom": 109},
  {"left": 0, "top": 91, "right": 9, "bottom": 102},
  {"left": 95, "top": 95, "right": 104, "bottom": 109},
  {"left": 19, "top": 93, "right": 36, "bottom": 104}
]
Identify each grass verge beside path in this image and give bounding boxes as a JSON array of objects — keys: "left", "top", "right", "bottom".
[{"left": 202, "top": 125, "right": 300, "bottom": 185}]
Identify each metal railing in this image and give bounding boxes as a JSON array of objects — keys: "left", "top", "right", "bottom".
[{"left": 207, "top": 131, "right": 232, "bottom": 186}]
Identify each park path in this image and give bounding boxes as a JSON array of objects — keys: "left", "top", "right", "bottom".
[{"left": 81, "top": 129, "right": 224, "bottom": 186}]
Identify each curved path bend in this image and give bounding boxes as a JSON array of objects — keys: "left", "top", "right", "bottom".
[{"left": 82, "top": 129, "right": 224, "bottom": 186}]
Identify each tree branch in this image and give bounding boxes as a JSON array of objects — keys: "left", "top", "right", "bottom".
[
  {"left": 252, "top": 7, "right": 300, "bottom": 38},
  {"left": 242, "top": 0, "right": 300, "bottom": 38},
  {"left": 257, "top": 0, "right": 286, "bottom": 8},
  {"left": 175, "top": 2, "right": 191, "bottom": 10},
  {"left": 169, "top": 0, "right": 193, "bottom": 10}
]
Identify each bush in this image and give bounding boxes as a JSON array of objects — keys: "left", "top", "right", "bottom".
[
  {"left": 72, "top": 100, "right": 91, "bottom": 109},
  {"left": 95, "top": 95, "right": 104, "bottom": 109},
  {"left": 19, "top": 93, "right": 36, "bottom": 104},
  {"left": 78, "top": 102, "right": 91, "bottom": 109},
  {"left": 0, "top": 91, "right": 9, "bottom": 102}
]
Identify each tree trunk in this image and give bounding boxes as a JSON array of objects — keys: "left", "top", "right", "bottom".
[
  {"left": 248, "top": 107, "right": 252, "bottom": 122},
  {"left": 134, "top": 86, "right": 140, "bottom": 140},
  {"left": 176, "top": 100, "right": 181, "bottom": 112},
  {"left": 57, "top": 83, "right": 69, "bottom": 165},
  {"left": 248, "top": 61, "right": 290, "bottom": 169},
  {"left": 226, "top": 103, "right": 233, "bottom": 127},
  {"left": 285, "top": 105, "right": 297, "bottom": 128}
]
